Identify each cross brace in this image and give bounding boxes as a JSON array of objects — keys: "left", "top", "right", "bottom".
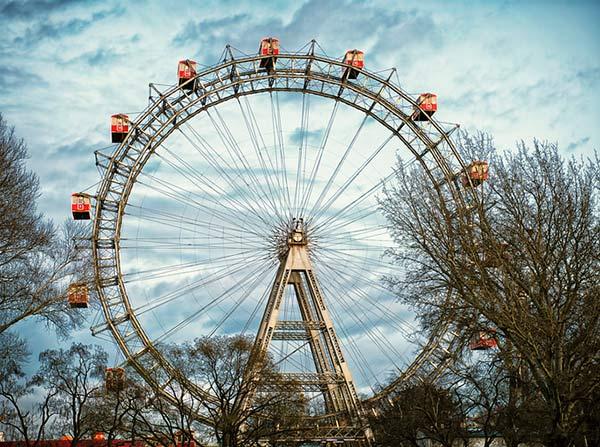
[{"left": 247, "top": 228, "right": 373, "bottom": 445}]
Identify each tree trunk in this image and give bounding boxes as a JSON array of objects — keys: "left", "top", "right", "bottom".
[
  {"left": 221, "top": 431, "right": 237, "bottom": 447},
  {"left": 548, "top": 433, "right": 574, "bottom": 447}
]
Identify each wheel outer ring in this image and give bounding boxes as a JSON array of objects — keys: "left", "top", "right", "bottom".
[{"left": 92, "top": 50, "right": 477, "bottom": 422}]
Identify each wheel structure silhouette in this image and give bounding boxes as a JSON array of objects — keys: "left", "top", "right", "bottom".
[{"left": 90, "top": 40, "right": 480, "bottom": 445}]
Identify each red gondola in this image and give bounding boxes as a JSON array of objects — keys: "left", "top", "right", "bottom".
[
  {"left": 68, "top": 283, "right": 89, "bottom": 308},
  {"left": 175, "top": 431, "right": 196, "bottom": 447},
  {"left": 412, "top": 93, "right": 437, "bottom": 121},
  {"left": 343, "top": 49, "right": 364, "bottom": 80},
  {"left": 178, "top": 59, "right": 197, "bottom": 90},
  {"left": 469, "top": 331, "right": 498, "bottom": 350},
  {"left": 111, "top": 114, "right": 129, "bottom": 143},
  {"left": 461, "top": 160, "right": 489, "bottom": 187},
  {"left": 106, "top": 367, "right": 126, "bottom": 393},
  {"left": 259, "top": 37, "right": 280, "bottom": 70},
  {"left": 71, "top": 193, "right": 91, "bottom": 220}
]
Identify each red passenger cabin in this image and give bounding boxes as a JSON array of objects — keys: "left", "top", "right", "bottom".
[
  {"left": 469, "top": 331, "right": 498, "bottom": 351},
  {"left": 259, "top": 37, "right": 280, "bottom": 71},
  {"left": 175, "top": 431, "right": 196, "bottom": 447},
  {"left": 106, "top": 367, "right": 126, "bottom": 393},
  {"left": 343, "top": 49, "right": 364, "bottom": 80},
  {"left": 461, "top": 160, "right": 489, "bottom": 187},
  {"left": 111, "top": 114, "right": 129, "bottom": 143},
  {"left": 68, "top": 283, "right": 89, "bottom": 308},
  {"left": 71, "top": 193, "right": 91, "bottom": 220},
  {"left": 178, "top": 59, "right": 197, "bottom": 90},
  {"left": 412, "top": 93, "right": 437, "bottom": 121}
]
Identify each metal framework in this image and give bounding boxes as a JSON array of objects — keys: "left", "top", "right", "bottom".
[
  {"left": 244, "top": 221, "right": 371, "bottom": 443},
  {"left": 91, "top": 40, "right": 478, "bottom": 444}
]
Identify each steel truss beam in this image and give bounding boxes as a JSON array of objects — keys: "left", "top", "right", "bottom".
[{"left": 245, "top": 238, "right": 371, "bottom": 444}]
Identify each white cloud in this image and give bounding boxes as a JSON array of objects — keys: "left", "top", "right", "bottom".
[{"left": 1, "top": 0, "right": 598, "bottom": 399}]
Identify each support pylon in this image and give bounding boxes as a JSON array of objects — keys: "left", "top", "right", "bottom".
[{"left": 249, "top": 219, "right": 373, "bottom": 445}]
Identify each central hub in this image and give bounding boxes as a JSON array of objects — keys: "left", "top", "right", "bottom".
[
  {"left": 288, "top": 218, "right": 307, "bottom": 246},
  {"left": 271, "top": 218, "right": 309, "bottom": 260}
]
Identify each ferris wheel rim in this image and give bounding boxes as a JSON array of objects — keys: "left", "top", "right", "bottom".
[{"left": 91, "top": 43, "right": 476, "bottom": 415}]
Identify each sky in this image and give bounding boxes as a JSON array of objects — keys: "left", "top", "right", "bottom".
[{"left": 1, "top": 0, "right": 599, "bottom": 393}]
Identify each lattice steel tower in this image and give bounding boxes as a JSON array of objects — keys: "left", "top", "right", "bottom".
[{"left": 248, "top": 218, "right": 372, "bottom": 445}]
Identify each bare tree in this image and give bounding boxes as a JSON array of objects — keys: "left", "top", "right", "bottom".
[
  {"left": 0, "top": 333, "right": 29, "bottom": 383},
  {"left": 83, "top": 364, "right": 211, "bottom": 447},
  {"left": 168, "top": 335, "right": 305, "bottom": 447},
  {"left": 128, "top": 380, "right": 206, "bottom": 447},
  {"left": 33, "top": 343, "right": 107, "bottom": 444},
  {"left": 449, "top": 354, "right": 540, "bottom": 447},
  {"left": 381, "top": 132, "right": 600, "bottom": 447},
  {"left": 0, "top": 377, "right": 59, "bottom": 445},
  {"left": 0, "top": 114, "right": 95, "bottom": 441},
  {"left": 0, "top": 333, "right": 57, "bottom": 444},
  {"left": 84, "top": 377, "right": 145, "bottom": 445},
  {"left": 0, "top": 113, "right": 91, "bottom": 338},
  {"left": 370, "top": 381, "right": 467, "bottom": 447}
]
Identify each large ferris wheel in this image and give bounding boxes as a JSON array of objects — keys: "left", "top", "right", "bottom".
[{"left": 77, "top": 39, "right": 485, "bottom": 445}]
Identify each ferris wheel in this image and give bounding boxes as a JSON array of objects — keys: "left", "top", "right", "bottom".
[{"left": 76, "top": 39, "right": 486, "bottom": 445}]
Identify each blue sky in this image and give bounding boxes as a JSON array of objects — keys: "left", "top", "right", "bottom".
[
  {"left": 1, "top": 0, "right": 599, "bottom": 389},
  {"left": 1, "top": 0, "right": 597, "bottom": 223}
]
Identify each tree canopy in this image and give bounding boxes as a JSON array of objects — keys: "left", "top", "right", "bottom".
[
  {"left": 167, "top": 335, "right": 306, "bottom": 447},
  {"left": 0, "top": 113, "right": 90, "bottom": 339},
  {"left": 380, "top": 133, "right": 600, "bottom": 447}
]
